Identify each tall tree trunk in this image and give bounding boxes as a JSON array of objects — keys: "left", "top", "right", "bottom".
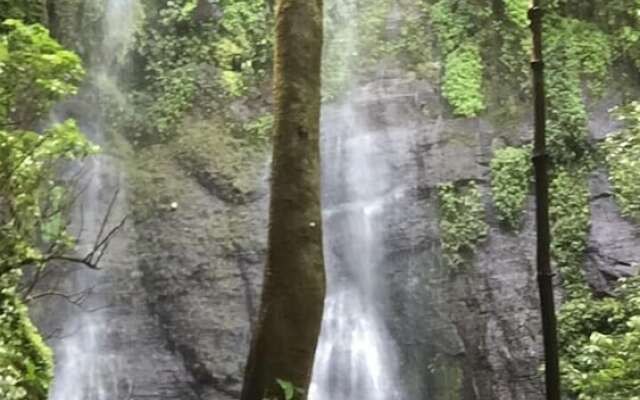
[
  {"left": 240, "top": 1, "right": 325, "bottom": 399},
  {"left": 529, "top": 1, "right": 561, "bottom": 400}
]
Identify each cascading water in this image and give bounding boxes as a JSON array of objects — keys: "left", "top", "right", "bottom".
[
  {"left": 311, "top": 106, "right": 405, "bottom": 400},
  {"left": 311, "top": 2, "right": 407, "bottom": 399},
  {"left": 49, "top": 1, "right": 138, "bottom": 399}
]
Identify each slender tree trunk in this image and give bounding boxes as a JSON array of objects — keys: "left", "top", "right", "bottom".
[
  {"left": 240, "top": 1, "right": 325, "bottom": 399},
  {"left": 529, "top": 2, "right": 561, "bottom": 400}
]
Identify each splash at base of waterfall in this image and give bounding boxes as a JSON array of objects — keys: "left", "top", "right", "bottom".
[
  {"left": 311, "top": 93, "right": 407, "bottom": 399},
  {"left": 310, "top": 287, "right": 403, "bottom": 400}
]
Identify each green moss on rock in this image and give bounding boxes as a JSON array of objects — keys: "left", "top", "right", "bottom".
[
  {"left": 428, "top": 356, "right": 463, "bottom": 400},
  {"left": 174, "top": 116, "right": 267, "bottom": 201}
]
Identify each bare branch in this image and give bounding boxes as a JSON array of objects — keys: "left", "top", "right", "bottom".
[
  {"left": 25, "top": 284, "right": 96, "bottom": 307},
  {"left": 95, "top": 188, "right": 121, "bottom": 250}
]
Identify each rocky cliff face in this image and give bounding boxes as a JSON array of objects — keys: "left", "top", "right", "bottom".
[
  {"left": 127, "top": 139, "right": 269, "bottom": 399},
  {"left": 118, "top": 74, "right": 639, "bottom": 400},
  {"left": 35, "top": 1, "right": 640, "bottom": 399},
  {"left": 321, "top": 78, "right": 545, "bottom": 400}
]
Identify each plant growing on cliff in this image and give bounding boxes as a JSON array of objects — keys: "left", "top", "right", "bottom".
[
  {"left": 438, "top": 181, "right": 488, "bottom": 269},
  {"left": 549, "top": 168, "right": 591, "bottom": 295},
  {"left": 559, "top": 277, "right": 640, "bottom": 400},
  {"left": 544, "top": 18, "right": 612, "bottom": 162},
  {"left": 123, "top": 0, "right": 273, "bottom": 143},
  {"left": 431, "top": 0, "right": 489, "bottom": 117},
  {"left": 490, "top": 146, "right": 531, "bottom": 229},
  {"left": 442, "top": 43, "right": 485, "bottom": 117},
  {"left": 0, "top": 0, "right": 43, "bottom": 23},
  {"left": 243, "top": 113, "right": 274, "bottom": 147}
]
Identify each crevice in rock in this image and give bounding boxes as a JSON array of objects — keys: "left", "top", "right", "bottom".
[
  {"left": 137, "top": 259, "right": 203, "bottom": 400},
  {"left": 590, "top": 191, "right": 614, "bottom": 201},
  {"left": 177, "top": 343, "right": 241, "bottom": 400},
  {"left": 186, "top": 166, "right": 262, "bottom": 206}
]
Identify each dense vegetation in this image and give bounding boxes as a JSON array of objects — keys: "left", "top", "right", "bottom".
[
  {"left": 0, "top": 17, "right": 95, "bottom": 400},
  {"left": 115, "top": 0, "right": 274, "bottom": 144},
  {"left": 438, "top": 181, "right": 488, "bottom": 269},
  {"left": 425, "top": 1, "right": 640, "bottom": 397}
]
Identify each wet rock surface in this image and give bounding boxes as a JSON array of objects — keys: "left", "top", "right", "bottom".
[
  {"left": 35, "top": 75, "right": 638, "bottom": 400},
  {"left": 129, "top": 143, "right": 269, "bottom": 399},
  {"left": 586, "top": 171, "right": 640, "bottom": 296},
  {"left": 331, "top": 78, "right": 545, "bottom": 400},
  {"left": 112, "top": 76, "right": 639, "bottom": 400}
]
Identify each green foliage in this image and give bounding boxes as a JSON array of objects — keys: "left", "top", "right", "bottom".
[
  {"left": 428, "top": 13, "right": 635, "bottom": 400},
  {"left": 131, "top": 0, "right": 214, "bottom": 140},
  {"left": 547, "top": 17, "right": 612, "bottom": 93},
  {"left": 0, "top": 0, "right": 43, "bottom": 24},
  {"left": 215, "top": 0, "right": 273, "bottom": 95},
  {"left": 490, "top": 146, "right": 531, "bottom": 229},
  {"left": 0, "top": 20, "right": 94, "bottom": 274},
  {"left": 0, "top": 122, "right": 96, "bottom": 272},
  {"left": 442, "top": 44, "right": 485, "bottom": 117},
  {"left": 0, "top": 20, "right": 84, "bottom": 129},
  {"left": 0, "top": 270, "right": 53, "bottom": 400},
  {"left": 493, "top": 0, "right": 530, "bottom": 93},
  {"left": 261, "top": 379, "right": 305, "bottom": 400},
  {"left": 243, "top": 113, "right": 274, "bottom": 147},
  {"left": 603, "top": 102, "right": 640, "bottom": 221},
  {"left": 430, "top": 0, "right": 489, "bottom": 56},
  {"left": 559, "top": 277, "right": 640, "bottom": 399},
  {"left": 275, "top": 379, "right": 297, "bottom": 400},
  {"left": 321, "top": 3, "right": 357, "bottom": 101},
  {"left": 431, "top": 0, "right": 490, "bottom": 116},
  {"left": 549, "top": 168, "right": 591, "bottom": 295},
  {"left": 438, "top": 181, "right": 488, "bottom": 269},
  {"left": 544, "top": 17, "right": 612, "bottom": 162},
  {"left": 123, "top": 0, "right": 273, "bottom": 142},
  {"left": 503, "top": 0, "right": 529, "bottom": 29},
  {"left": 549, "top": 0, "right": 640, "bottom": 70},
  {"left": 0, "top": 20, "right": 94, "bottom": 400}
]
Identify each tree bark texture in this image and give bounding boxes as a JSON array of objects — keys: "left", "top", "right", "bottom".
[{"left": 240, "top": 1, "right": 325, "bottom": 399}]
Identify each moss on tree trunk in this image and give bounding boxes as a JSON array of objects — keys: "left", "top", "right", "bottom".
[{"left": 240, "top": 0, "right": 325, "bottom": 399}]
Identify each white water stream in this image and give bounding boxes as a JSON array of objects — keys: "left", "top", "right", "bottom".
[
  {"left": 47, "top": 0, "right": 407, "bottom": 398},
  {"left": 49, "top": 1, "right": 137, "bottom": 399},
  {"left": 311, "top": 1, "right": 406, "bottom": 399}
]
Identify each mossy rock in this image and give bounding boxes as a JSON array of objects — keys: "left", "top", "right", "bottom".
[{"left": 173, "top": 116, "right": 268, "bottom": 204}]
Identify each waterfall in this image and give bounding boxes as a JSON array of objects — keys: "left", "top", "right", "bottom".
[
  {"left": 311, "top": 1, "right": 407, "bottom": 399},
  {"left": 49, "top": 1, "right": 138, "bottom": 399}
]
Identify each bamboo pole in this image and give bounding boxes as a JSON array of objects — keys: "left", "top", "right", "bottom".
[{"left": 529, "top": 2, "right": 561, "bottom": 400}]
